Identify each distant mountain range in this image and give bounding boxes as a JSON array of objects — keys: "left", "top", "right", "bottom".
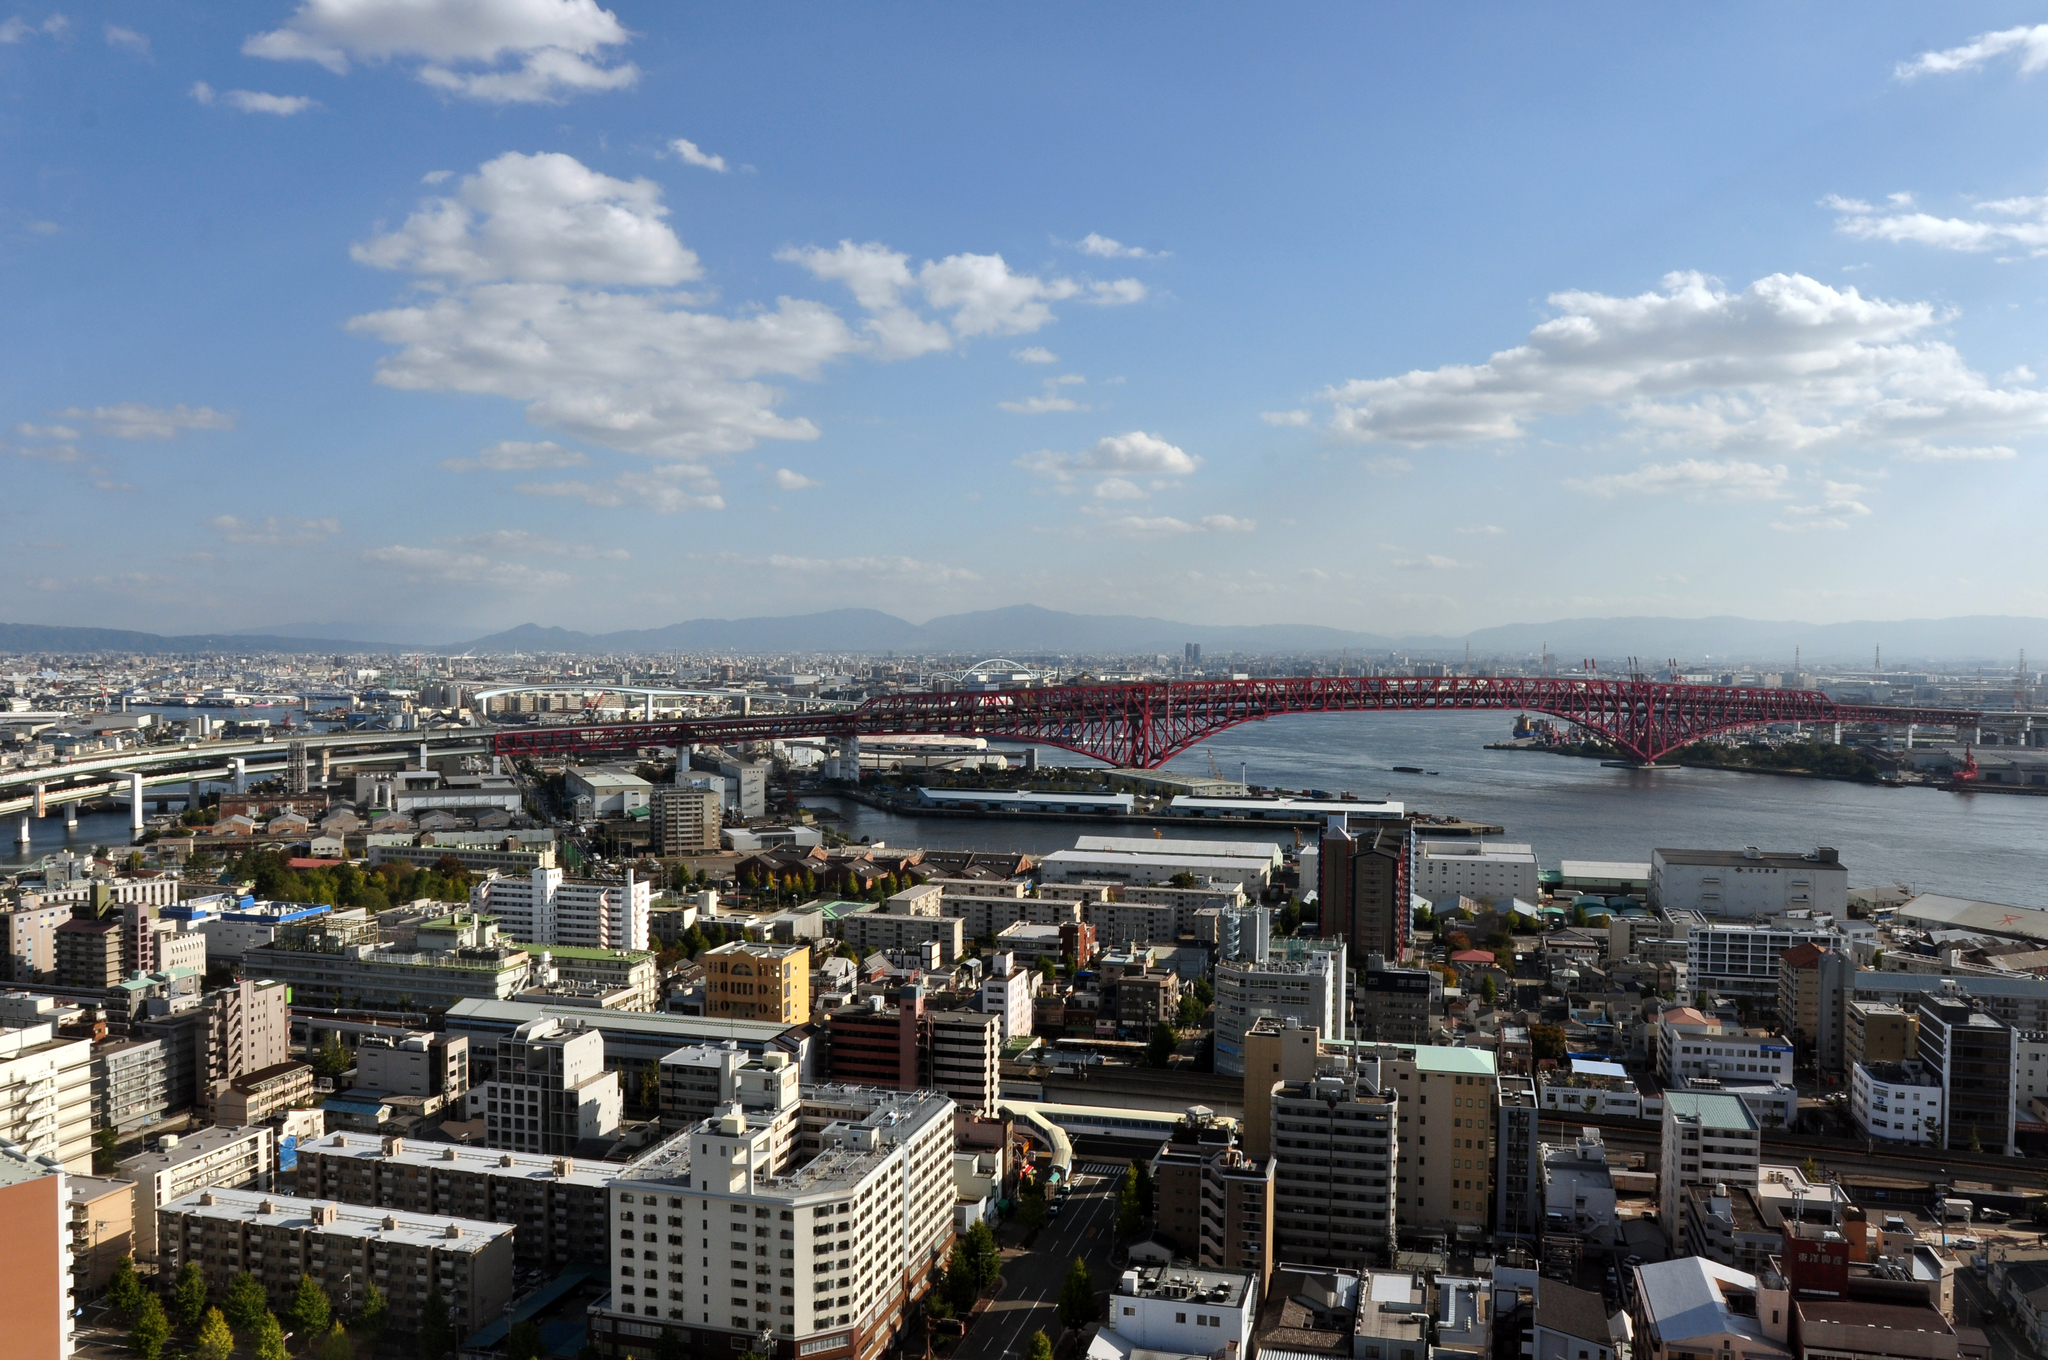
[{"left": 4, "top": 608, "right": 2046, "bottom": 664}]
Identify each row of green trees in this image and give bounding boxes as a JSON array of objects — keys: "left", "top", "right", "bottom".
[
  {"left": 104, "top": 1254, "right": 452, "bottom": 1360},
  {"left": 223, "top": 847, "right": 475, "bottom": 912}
]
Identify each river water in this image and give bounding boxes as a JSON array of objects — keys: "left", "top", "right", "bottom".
[{"left": 808, "top": 711, "right": 2048, "bottom": 907}]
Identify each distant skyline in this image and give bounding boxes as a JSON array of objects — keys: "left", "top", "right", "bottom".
[{"left": 6, "top": 4, "right": 2048, "bottom": 634}]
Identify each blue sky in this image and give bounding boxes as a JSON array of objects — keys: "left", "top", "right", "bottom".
[{"left": 8, "top": 2, "right": 2048, "bottom": 640}]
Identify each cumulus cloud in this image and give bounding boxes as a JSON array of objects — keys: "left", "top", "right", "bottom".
[
  {"left": 669, "top": 137, "right": 728, "bottom": 172},
  {"left": 50, "top": 402, "right": 235, "bottom": 438},
  {"left": 781, "top": 239, "right": 1143, "bottom": 357},
  {"left": 1200, "top": 514, "right": 1256, "bottom": 532},
  {"left": 1318, "top": 270, "right": 2048, "bottom": 455},
  {"left": 1893, "top": 443, "right": 2017, "bottom": 462},
  {"left": 1829, "top": 191, "right": 2048, "bottom": 255},
  {"left": 1772, "top": 480, "right": 1873, "bottom": 533},
  {"left": 751, "top": 553, "right": 980, "bottom": 585},
  {"left": 14, "top": 422, "right": 80, "bottom": 439},
  {"left": 354, "top": 152, "right": 697, "bottom": 285},
  {"left": 191, "top": 82, "right": 319, "bottom": 115},
  {"left": 1092, "top": 478, "right": 1145, "bottom": 500},
  {"left": 245, "top": 0, "right": 637, "bottom": 104},
  {"left": 350, "top": 152, "right": 858, "bottom": 474},
  {"left": 516, "top": 463, "right": 727, "bottom": 513},
  {"left": 1572, "top": 458, "right": 1791, "bottom": 499},
  {"left": 1457, "top": 524, "right": 1506, "bottom": 535},
  {"left": 772, "top": 468, "right": 821, "bottom": 490},
  {"left": 1082, "top": 514, "right": 1252, "bottom": 539},
  {"left": 1075, "top": 232, "right": 1168, "bottom": 259},
  {"left": 1000, "top": 374, "right": 1088, "bottom": 414},
  {"left": 1896, "top": 24, "right": 2048, "bottom": 80},
  {"left": 360, "top": 544, "right": 569, "bottom": 586},
  {"left": 0, "top": 14, "right": 67, "bottom": 43},
  {"left": 440, "top": 439, "right": 588, "bottom": 472},
  {"left": 1391, "top": 553, "right": 1459, "bottom": 570},
  {"left": 207, "top": 514, "right": 340, "bottom": 545},
  {"left": 1016, "top": 430, "right": 1199, "bottom": 484},
  {"left": 444, "top": 528, "right": 627, "bottom": 559},
  {"left": 1012, "top": 346, "right": 1058, "bottom": 364},
  {"left": 103, "top": 24, "right": 147, "bottom": 55}
]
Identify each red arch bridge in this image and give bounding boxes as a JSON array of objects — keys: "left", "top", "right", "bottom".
[{"left": 485, "top": 677, "right": 1972, "bottom": 768}]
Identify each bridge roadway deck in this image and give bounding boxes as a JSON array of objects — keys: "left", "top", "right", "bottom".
[{"left": 0, "top": 730, "right": 491, "bottom": 797}]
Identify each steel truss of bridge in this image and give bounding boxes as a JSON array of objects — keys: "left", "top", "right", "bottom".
[{"left": 484, "top": 676, "right": 1973, "bottom": 768}]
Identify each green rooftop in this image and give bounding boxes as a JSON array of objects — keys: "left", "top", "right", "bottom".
[
  {"left": 1407, "top": 1045, "right": 1498, "bottom": 1076},
  {"left": 512, "top": 940, "right": 654, "bottom": 961}
]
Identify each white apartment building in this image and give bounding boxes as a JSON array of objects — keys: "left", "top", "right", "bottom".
[
  {"left": 1659, "top": 1092, "right": 1759, "bottom": 1252},
  {"left": 1036, "top": 848, "right": 1272, "bottom": 890},
  {"left": 1850, "top": 1060, "right": 1945, "bottom": 1144},
  {"left": 483, "top": 1017, "right": 622, "bottom": 1155},
  {"left": 118, "top": 1124, "right": 274, "bottom": 1258},
  {"left": 594, "top": 1081, "right": 955, "bottom": 1360},
  {"left": 565, "top": 765, "right": 653, "bottom": 816},
  {"left": 978, "top": 953, "right": 1035, "bottom": 1041},
  {"left": 1657, "top": 1007, "right": 1795, "bottom": 1085},
  {"left": 1686, "top": 922, "right": 1842, "bottom": 1000},
  {"left": 472, "top": 867, "right": 651, "bottom": 951},
  {"left": 1195, "top": 904, "right": 1271, "bottom": 965},
  {"left": 928, "top": 1011, "right": 1000, "bottom": 1114},
  {"left": 1651, "top": 847, "right": 1848, "bottom": 918},
  {"left": 0, "top": 1021, "right": 94, "bottom": 1174},
  {"left": 1104, "top": 1263, "right": 1258, "bottom": 1360},
  {"left": 1213, "top": 946, "right": 1345, "bottom": 1077},
  {"left": 1416, "top": 840, "right": 1540, "bottom": 906},
  {"left": 1267, "top": 1061, "right": 1398, "bottom": 1264}
]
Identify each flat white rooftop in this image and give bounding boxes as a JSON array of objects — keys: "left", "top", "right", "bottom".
[{"left": 1073, "top": 835, "right": 1283, "bottom": 867}]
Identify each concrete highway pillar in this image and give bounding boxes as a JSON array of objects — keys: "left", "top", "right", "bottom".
[
  {"left": 644, "top": 694, "right": 654, "bottom": 721},
  {"left": 32, "top": 783, "right": 45, "bottom": 818},
  {"left": 419, "top": 742, "right": 430, "bottom": 770},
  {"left": 232, "top": 757, "right": 248, "bottom": 793},
  {"left": 845, "top": 735, "right": 861, "bottom": 784},
  {"left": 1906, "top": 724, "right": 1915, "bottom": 750},
  {"left": 128, "top": 772, "right": 144, "bottom": 835},
  {"left": 492, "top": 756, "right": 502, "bottom": 776},
  {"left": 16, "top": 815, "right": 28, "bottom": 845},
  {"left": 319, "top": 748, "right": 331, "bottom": 784},
  {"left": 1833, "top": 721, "right": 1842, "bottom": 745},
  {"left": 739, "top": 695, "right": 752, "bottom": 717},
  {"left": 1974, "top": 725, "right": 1982, "bottom": 744}
]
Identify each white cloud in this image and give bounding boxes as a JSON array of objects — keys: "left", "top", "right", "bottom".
[
  {"left": 516, "top": 463, "right": 727, "bottom": 513},
  {"left": 1092, "top": 477, "right": 1144, "bottom": 500},
  {"left": 1896, "top": 24, "right": 2048, "bottom": 80},
  {"left": 1200, "top": 514, "right": 1256, "bottom": 532},
  {"left": 755, "top": 553, "right": 980, "bottom": 585},
  {"left": 1391, "top": 553, "right": 1459, "bottom": 570},
  {"left": 354, "top": 151, "right": 697, "bottom": 285},
  {"left": 192, "top": 82, "right": 320, "bottom": 115},
  {"left": 1772, "top": 480, "right": 1873, "bottom": 533},
  {"left": 1000, "top": 375, "right": 1089, "bottom": 414},
  {"left": 1829, "top": 191, "right": 2048, "bottom": 255},
  {"left": 669, "top": 138, "right": 728, "bottom": 172},
  {"left": 14, "top": 422, "right": 79, "bottom": 439},
  {"left": 207, "top": 514, "right": 340, "bottom": 545},
  {"left": 1075, "top": 232, "right": 1168, "bottom": 259},
  {"left": 1261, "top": 409, "right": 1311, "bottom": 426},
  {"left": 1320, "top": 269, "right": 2048, "bottom": 455},
  {"left": 350, "top": 152, "right": 858, "bottom": 470},
  {"left": 772, "top": 468, "right": 821, "bottom": 490},
  {"left": 360, "top": 544, "right": 569, "bottom": 586},
  {"left": 103, "top": 24, "right": 147, "bottom": 55},
  {"left": 1016, "top": 430, "right": 1199, "bottom": 482},
  {"left": 1363, "top": 456, "right": 1412, "bottom": 475},
  {"left": 439, "top": 439, "right": 588, "bottom": 472},
  {"left": 50, "top": 402, "right": 235, "bottom": 438},
  {"left": 444, "top": 528, "right": 627, "bottom": 559},
  {"left": 0, "top": 14, "right": 67, "bottom": 43},
  {"left": 1456, "top": 523, "right": 1506, "bottom": 535},
  {"left": 1573, "top": 458, "right": 1791, "bottom": 499},
  {"left": 1095, "top": 515, "right": 1197, "bottom": 537},
  {"left": 8, "top": 442, "right": 86, "bottom": 463},
  {"left": 422, "top": 169, "right": 453, "bottom": 184},
  {"left": 1012, "top": 346, "right": 1058, "bottom": 364},
  {"left": 245, "top": 0, "right": 637, "bottom": 104},
  {"left": 782, "top": 240, "right": 1143, "bottom": 354},
  {"left": 1894, "top": 443, "right": 2017, "bottom": 462}
]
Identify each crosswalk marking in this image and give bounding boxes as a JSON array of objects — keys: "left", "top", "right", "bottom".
[{"left": 1079, "top": 1162, "right": 1129, "bottom": 1176}]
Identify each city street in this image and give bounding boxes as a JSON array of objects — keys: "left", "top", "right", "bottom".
[{"left": 953, "top": 1165, "right": 1127, "bottom": 1360}]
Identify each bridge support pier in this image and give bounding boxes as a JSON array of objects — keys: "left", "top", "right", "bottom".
[
  {"left": 127, "top": 772, "right": 144, "bottom": 836},
  {"left": 844, "top": 735, "right": 861, "bottom": 784},
  {"left": 32, "top": 782, "right": 44, "bottom": 818},
  {"left": 232, "top": 757, "right": 248, "bottom": 794},
  {"left": 1833, "top": 722, "right": 1842, "bottom": 745},
  {"left": 15, "top": 815, "right": 28, "bottom": 846},
  {"left": 64, "top": 801, "right": 76, "bottom": 830},
  {"left": 644, "top": 694, "right": 654, "bottom": 721},
  {"left": 319, "top": 748, "right": 331, "bottom": 785},
  {"left": 1906, "top": 724, "right": 1915, "bottom": 750}
]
